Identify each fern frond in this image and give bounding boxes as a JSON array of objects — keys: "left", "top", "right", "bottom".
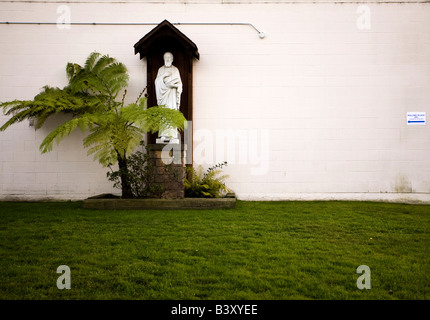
[
  {"left": 84, "top": 52, "right": 102, "bottom": 72},
  {"left": 67, "top": 53, "right": 128, "bottom": 104},
  {"left": 100, "top": 62, "right": 129, "bottom": 94},
  {"left": 82, "top": 124, "right": 110, "bottom": 148},
  {"left": 184, "top": 164, "right": 231, "bottom": 198},
  {"left": 39, "top": 115, "right": 93, "bottom": 153},
  {"left": 66, "top": 63, "right": 82, "bottom": 81},
  {"left": 138, "top": 96, "right": 147, "bottom": 109},
  {"left": 87, "top": 141, "right": 117, "bottom": 167},
  {"left": 140, "top": 106, "right": 187, "bottom": 133},
  {"left": 0, "top": 86, "right": 91, "bottom": 131},
  {"left": 92, "top": 54, "right": 115, "bottom": 75}
]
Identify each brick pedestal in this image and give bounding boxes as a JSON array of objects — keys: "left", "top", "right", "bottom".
[{"left": 148, "top": 144, "right": 186, "bottom": 199}]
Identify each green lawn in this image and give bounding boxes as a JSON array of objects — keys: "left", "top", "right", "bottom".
[{"left": 0, "top": 200, "right": 429, "bottom": 300}]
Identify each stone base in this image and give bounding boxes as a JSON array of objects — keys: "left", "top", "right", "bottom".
[{"left": 148, "top": 144, "right": 186, "bottom": 199}]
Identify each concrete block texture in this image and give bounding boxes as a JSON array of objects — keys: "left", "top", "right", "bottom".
[{"left": 0, "top": 1, "right": 429, "bottom": 202}]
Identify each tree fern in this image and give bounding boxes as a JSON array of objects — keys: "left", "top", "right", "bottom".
[{"left": 1, "top": 51, "right": 187, "bottom": 198}]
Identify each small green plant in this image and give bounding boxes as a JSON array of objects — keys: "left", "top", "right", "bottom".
[
  {"left": 184, "top": 161, "right": 231, "bottom": 198},
  {"left": 106, "top": 141, "right": 163, "bottom": 198}
]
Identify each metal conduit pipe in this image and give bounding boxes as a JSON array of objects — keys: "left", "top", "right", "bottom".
[{"left": 0, "top": 21, "right": 266, "bottom": 38}]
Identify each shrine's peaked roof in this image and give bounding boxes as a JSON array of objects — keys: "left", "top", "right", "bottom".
[{"left": 134, "top": 20, "right": 199, "bottom": 60}]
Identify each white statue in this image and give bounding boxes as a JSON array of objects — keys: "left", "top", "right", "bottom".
[{"left": 155, "top": 52, "right": 182, "bottom": 143}]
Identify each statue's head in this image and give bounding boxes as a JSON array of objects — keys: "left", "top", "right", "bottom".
[{"left": 163, "top": 52, "right": 174, "bottom": 67}]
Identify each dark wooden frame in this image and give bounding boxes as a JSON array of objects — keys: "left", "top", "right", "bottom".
[{"left": 134, "top": 20, "right": 199, "bottom": 146}]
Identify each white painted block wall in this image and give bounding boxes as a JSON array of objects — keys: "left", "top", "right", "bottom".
[{"left": 0, "top": 1, "right": 429, "bottom": 202}]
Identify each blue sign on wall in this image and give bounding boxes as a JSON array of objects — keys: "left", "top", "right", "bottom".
[{"left": 407, "top": 112, "right": 426, "bottom": 125}]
